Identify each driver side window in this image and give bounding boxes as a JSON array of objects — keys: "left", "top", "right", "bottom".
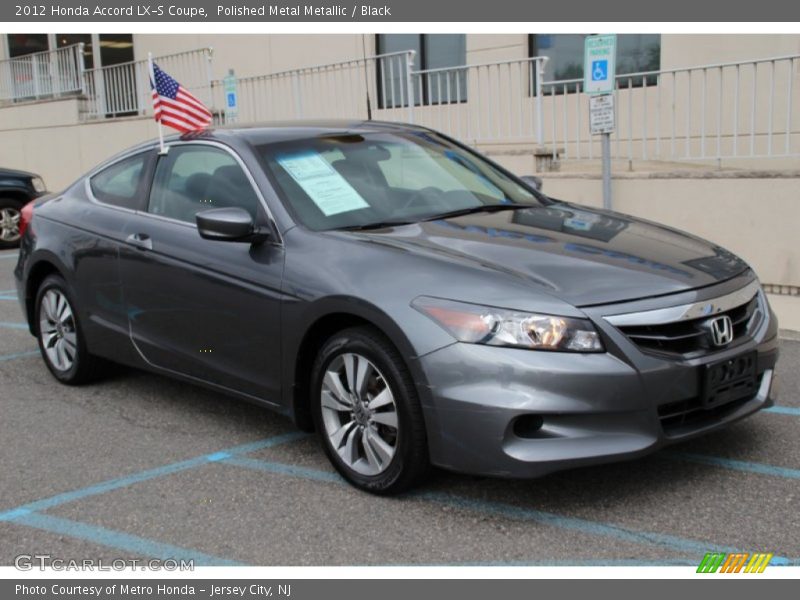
[{"left": 147, "top": 145, "right": 261, "bottom": 224}]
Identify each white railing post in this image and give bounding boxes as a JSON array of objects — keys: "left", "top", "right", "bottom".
[
  {"left": 535, "top": 57, "right": 547, "bottom": 146},
  {"left": 405, "top": 50, "right": 415, "bottom": 123}
]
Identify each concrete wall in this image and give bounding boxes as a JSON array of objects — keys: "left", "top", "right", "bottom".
[{"left": 0, "top": 106, "right": 153, "bottom": 189}]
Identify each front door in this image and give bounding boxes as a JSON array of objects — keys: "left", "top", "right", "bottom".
[{"left": 118, "top": 142, "right": 285, "bottom": 404}]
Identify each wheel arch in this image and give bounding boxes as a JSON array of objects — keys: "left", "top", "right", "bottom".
[
  {"left": 24, "top": 255, "right": 70, "bottom": 335},
  {"left": 285, "top": 297, "right": 426, "bottom": 432}
]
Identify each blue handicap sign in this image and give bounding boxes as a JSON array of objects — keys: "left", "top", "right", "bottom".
[
  {"left": 591, "top": 60, "right": 608, "bottom": 81},
  {"left": 226, "top": 92, "right": 237, "bottom": 108}
]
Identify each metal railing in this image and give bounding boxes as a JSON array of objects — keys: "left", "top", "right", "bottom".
[
  {"left": 541, "top": 54, "right": 800, "bottom": 161},
  {"left": 3, "top": 44, "right": 796, "bottom": 165},
  {"left": 82, "top": 47, "right": 214, "bottom": 120},
  {"left": 0, "top": 44, "right": 86, "bottom": 104},
  {"left": 411, "top": 57, "right": 548, "bottom": 145},
  {"left": 211, "top": 51, "right": 416, "bottom": 125},
  {"left": 213, "top": 54, "right": 549, "bottom": 146}
]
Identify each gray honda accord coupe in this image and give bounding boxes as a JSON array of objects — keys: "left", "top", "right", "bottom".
[{"left": 14, "top": 120, "right": 779, "bottom": 494}]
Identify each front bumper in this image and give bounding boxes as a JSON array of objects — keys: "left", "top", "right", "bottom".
[{"left": 415, "top": 279, "right": 779, "bottom": 478}]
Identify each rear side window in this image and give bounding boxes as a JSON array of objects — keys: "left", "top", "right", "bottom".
[
  {"left": 147, "top": 145, "right": 261, "bottom": 224},
  {"left": 90, "top": 152, "right": 148, "bottom": 209}
]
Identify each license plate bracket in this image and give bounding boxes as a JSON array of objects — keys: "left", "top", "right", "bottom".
[{"left": 702, "top": 351, "right": 758, "bottom": 409}]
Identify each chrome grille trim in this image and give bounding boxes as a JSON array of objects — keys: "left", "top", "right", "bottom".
[{"left": 603, "top": 279, "right": 762, "bottom": 327}]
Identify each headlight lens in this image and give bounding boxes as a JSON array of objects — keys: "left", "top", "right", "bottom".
[
  {"left": 412, "top": 297, "right": 604, "bottom": 352},
  {"left": 31, "top": 177, "right": 46, "bottom": 193}
]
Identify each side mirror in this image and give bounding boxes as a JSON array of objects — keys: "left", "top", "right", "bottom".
[
  {"left": 196, "top": 207, "right": 270, "bottom": 244},
  {"left": 520, "top": 175, "right": 543, "bottom": 192}
]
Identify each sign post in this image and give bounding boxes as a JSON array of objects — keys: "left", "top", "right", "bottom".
[
  {"left": 584, "top": 34, "right": 616, "bottom": 210},
  {"left": 223, "top": 68, "right": 238, "bottom": 124}
]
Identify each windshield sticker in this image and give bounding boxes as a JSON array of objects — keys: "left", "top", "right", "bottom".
[{"left": 277, "top": 152, "right": 369, "bottom": 216}]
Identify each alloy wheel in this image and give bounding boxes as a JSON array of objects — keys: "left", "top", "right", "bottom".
[
  {"left": 39, "top": 289, "right": 78, "bottom": 372},
  {"left": 320, "top": 352, "right": 399, "bottom": 476},
  {"left": 0, "top": 207, "right": 21, "bottom": 243}
]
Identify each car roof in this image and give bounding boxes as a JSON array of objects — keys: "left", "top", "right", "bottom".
[{"left": 126, "top": 119, "right": 430, "bottom": 153}]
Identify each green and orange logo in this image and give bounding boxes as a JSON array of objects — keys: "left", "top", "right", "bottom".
[{"left": 697, "top": 552, "right": 773, "bottom": 573}]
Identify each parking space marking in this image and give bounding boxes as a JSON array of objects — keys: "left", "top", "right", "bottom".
[
  {"left": 0, "top": 350, "right": 39, "bottom": 362},
  {"left": 0, "top": 294, "right": 18, "bottom": 300},
  {"left": 221, "top": 455, "right": 790, "bottom": 564},
  {"left": 10, "top": 512, "right": 244, "bottom": 566},
  {"left": 0, "top": 321, "right": 27, "bottom": 330},
  {"left": 0, "top": 253, "right": 19, "bottom": 260},
  {"left": 666, "top": 452, "right": 800, "bottom": 480},
  {"left": 765, "top": 406, "right": 800, "bottom": 416},
  {"left": 0, "top": 432, "right": 307, "bottom": 522}
]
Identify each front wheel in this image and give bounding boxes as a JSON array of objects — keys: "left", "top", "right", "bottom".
[{"left": 310, "top": 326, "right": 430, "bottom": 494}]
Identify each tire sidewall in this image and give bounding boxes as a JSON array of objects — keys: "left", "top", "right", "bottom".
[
  {"left": 310, "top": 329, "right": 422, "bottom": 494},
  {"left": 35, "top": 275, "right": 85, "bottom": 383}
]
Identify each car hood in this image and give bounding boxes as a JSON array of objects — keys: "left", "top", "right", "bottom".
[{"left": 350, "top": 202, "right": 750, "bottom": 307}]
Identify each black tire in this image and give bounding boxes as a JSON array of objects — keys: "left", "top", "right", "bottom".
[
  {"left": 0, "top": 197, "right": 24, "bottom": 250},
  {"left": 310, "top": 326, "right": 430, "bottom": 495},
  {"left": 34, "top": 274, "right": 108, "bottom": 384}
]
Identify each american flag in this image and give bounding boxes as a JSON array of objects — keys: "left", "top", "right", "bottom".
[{"left": 150, "top": 62, "right": 212, "bottom": 133}]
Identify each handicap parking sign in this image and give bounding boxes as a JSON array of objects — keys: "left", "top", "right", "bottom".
[
  {"left": 592, "top": 60, "right": 608, "bottom": 82},
  {"left": 227, "top": 92, "right": 236, "bottom": 108},
  {"left": 584, "top": 35, "right": 616, "bottom": 94}
]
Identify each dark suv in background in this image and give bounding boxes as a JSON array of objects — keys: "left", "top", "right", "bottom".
[{"left": 0, "top": 168, "right": 47, "bottom": 249}]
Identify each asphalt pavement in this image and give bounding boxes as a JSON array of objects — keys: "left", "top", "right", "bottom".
[{"left": 1, "top": 248, "right": 798, "bottom": 567}]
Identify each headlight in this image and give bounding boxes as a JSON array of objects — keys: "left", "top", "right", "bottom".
[
  {"left": 412, "top": 296, "right": 604, "bottom": 352},
  {"left": 31, "top": 177, "right": 46, "bottom": 193}
]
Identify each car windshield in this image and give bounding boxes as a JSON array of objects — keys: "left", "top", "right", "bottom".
[{"left": 256, "top": 130, "right": 543, "bottom": 231}]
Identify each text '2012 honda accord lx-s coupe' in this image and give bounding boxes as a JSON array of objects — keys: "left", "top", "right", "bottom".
[{"left": 14, "top": 121, "right": 779, "bottom": 494}]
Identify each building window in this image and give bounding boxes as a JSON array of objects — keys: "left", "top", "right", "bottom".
[
  {"left": 376, "top": 34, "right": 467, "bottom": 108},
  {"left": 56, "top": 34, "right": 94, "bottom": 69},
  {"left": 6, "top": 34, "right": 48, "bottom": 58},
  {"left": 529, "top": 34, "right": 660, "bottom": 93}
]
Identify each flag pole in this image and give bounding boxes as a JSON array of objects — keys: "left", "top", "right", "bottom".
[{"left": 148, "top": 53, "right": 166, "bottom": 154}]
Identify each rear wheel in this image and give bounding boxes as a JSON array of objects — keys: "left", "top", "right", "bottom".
[
  {"left": 0, "top": 198, "right": 23, "bottom": 249},
  {"left": 311, "top": 326, "right": 430, "bottom": 494},
  {"left": 35, "top": 274, "right": 107, "bottom": 384}
]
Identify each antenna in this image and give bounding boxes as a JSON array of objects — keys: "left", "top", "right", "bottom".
[{"left": 361, "top": 34, "right": 373, "bottom": 120}]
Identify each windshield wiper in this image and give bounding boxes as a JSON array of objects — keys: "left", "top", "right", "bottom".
[
  {"left": 421, "top": 203, "right": 532, "bottom": 221},
  {"left": 334, "top": 219, "right": 418, "bottom": 231},
  {"left": 333, "top": 204, "right": 532, "bottom": 232}
]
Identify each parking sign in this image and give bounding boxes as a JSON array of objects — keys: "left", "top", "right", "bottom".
[{"left": 584, "top": 35, "right": 616, "bottom": 94}]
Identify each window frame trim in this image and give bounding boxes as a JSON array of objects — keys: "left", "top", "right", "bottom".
[{"left": 85, "top": 140, "right": 283, "bottom": 246}]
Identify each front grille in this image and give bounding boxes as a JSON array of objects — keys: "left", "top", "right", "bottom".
[
  {"left": 617, "top": 295, "right": 761, "bottom": 359},
  {"left": 657, "top": 373, "right": 763, "bottom": 436}
]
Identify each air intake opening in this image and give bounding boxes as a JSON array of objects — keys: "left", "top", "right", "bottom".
[{"left": 512, "top": 415, "right": 545, "bottom": 439}]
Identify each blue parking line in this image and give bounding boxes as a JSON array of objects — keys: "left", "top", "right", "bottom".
[
  {"left": 0, "top": 294, "right": 17, "bottom": 300},
  {"left": 0, "top": 253, "right": 18, "bottom": 260},
  {"left": 668, "top": 452, "right": 800, "bottom": 480},
  {"left": 0, "top": 289, "right": 17, "bottom": 294},
  {"left": 223, "top": 456, "right": 342, "bottom": 483},
  {"left": 11, "top": 512, "right": 243, "bottom": 566},
  {"left": 765, "top": 406, "right": 800, "bottom": 416},
  {"left": 222, "top": 456, "right": 789, "bottom": 563},
  {"left": 0, "top": 349, "right": 38, "bottom": 362},
  {"left": 0, "top": 321, "right": 28, "bottom": 330},
  {"left": 0, "top": 432, "right": 307, "bottom": 522}
]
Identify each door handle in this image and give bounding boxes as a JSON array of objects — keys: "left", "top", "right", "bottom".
[{"left": 126, "top": 233, "right": 153, "bottom": 251}]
